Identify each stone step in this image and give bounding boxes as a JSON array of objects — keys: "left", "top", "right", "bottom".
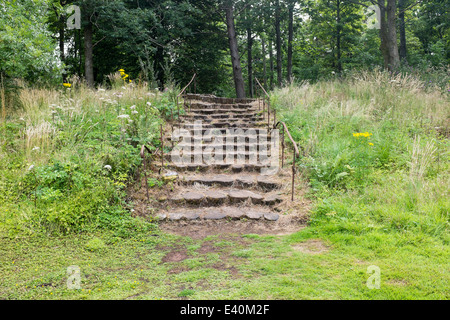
[
  {"left": 174, "top": 142, "right": 274, "bottom": 152},
  {"left": 175, "top": 127, "right": 274, "bottom": 135},
  {"left": 169, "top": 189, "right": 283, "bottom": 207},
  {"left": 166, "top": 163, "right": 272, "bottom": 173},
  {"left": 182, "top": 122, "right": 265, "bottom": 130},
  {"left": 169, "top": 136, "right": 276, "bottom": 145},
  {"left": 187, "top": 108, "right": 261, "bottom": 114},
  {"left": 185, "top": 134, "right": 275, "bottom": 142},
  {"left": 182, "top": 94, "right": 257, "bottom": 105},
  {"left": 156, "top": 206, "right": 279, "bottom": 221},
  {"left": 165, "top": 151, "right": 275, "bottom": 162},
  {"left": 185, "top": 113, "right": 263, "bottom": 119},
  {"left": 182, "top": 115, "right": 263, "bottom": 122},
  {"left": 186, "top": 103, "right": 258, "bottom": 110},
  {"left": 180, "top": 174, "right": 282, "bottom": 191}
]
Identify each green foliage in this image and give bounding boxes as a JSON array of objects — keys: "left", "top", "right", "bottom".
[
  {"left": 274, "top": 69, "right": 449, "bottom": 242},
  {"left": 85, "top": 237, "right": 107, "bottom": 251},
  {"left": 0, "top": 86, "right": 173, "bottom": 237},
  {"left": 0, "top": 0, "right": 61, "bottom": 83}
]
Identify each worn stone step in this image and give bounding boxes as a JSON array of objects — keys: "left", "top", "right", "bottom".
[
  {"left": 176, "top": 127, "right": 274, "bottom": 136},
  {"left": 182, "top": 94, "right": 257, "bottom": 105},
  {"left": 167, "top": 189, "right": 282, "bottom": 207},
  {"left": 180, "top": 174, "right": 282, "bottom": 190},
  {"left": 182, "top": 122, "right": 262, "bottom": 129},
  {"left": 182, "top": 114, "right": 263, "bottom": 121},
  {"left": 187, "top": 108, "right": 261, "bottom": 114},
  {"left": 183, "top": 134, "right": 275, "bottom": 143},
  {"left": 166, "top": 163, "right": 272, "bottom": 173},
  {"left": 174, "top": 142, "right": 274, "bottom": 152},
  {"left": 185, "top": 102, "right": 257, "bottom": 109},
  {"left": 211, "top": 113, "right": 263, "bottom": 119},
  {"left": 165, "top": 151, "right": 275, "bottom": 162},
  {"left": 156, "top": 206, "right": 279, "bottom": 221}
]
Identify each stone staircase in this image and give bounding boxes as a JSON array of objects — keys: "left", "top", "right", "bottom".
[{"left": 155, "top": 94, "right": 286, "bottom": 222}]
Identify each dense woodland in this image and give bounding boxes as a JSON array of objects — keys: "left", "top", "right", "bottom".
[{"left": 1, "top": 0, "right": 449, "bottom": 97}]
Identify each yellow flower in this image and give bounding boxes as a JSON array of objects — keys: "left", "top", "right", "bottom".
[
  {"left": 353, "top": 132, "right": 372, "bottom": 138},
  {"left": 63, "top": 83, "right": 71, "bottom": 88},
  {"left": 369, "top": 142, "right": 374, "bottom": 146}
]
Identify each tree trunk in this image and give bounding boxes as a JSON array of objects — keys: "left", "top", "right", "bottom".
[
  {"left": 336, "top": 0, "right": 342, "bottom": 74},
  {"left": 78, "top": 29, "right": 82, "bottom": 77},
  {"left": 247, "top": 18, "right": 253, "bottom": 97},
  {"left": 287, "top": 1, "right": 294, "bottom": 83},
  {"left": 261, "top": 36, "right": 267, "bottom": 89},
  {"left": 84, "top": 20, "right": 94, "bottom": 87},
  {"left": 59, "top": 12, "right": 66, "bottom": 82},
  {"left": 398, "top": 0, "right": 407, "bottom": 62},
  {"left": 155, "top": 46, "right": 165, "bottom": 90},
  {"left": 378, "top": 0, "right": 400, "bottom": 71},
  {"left": 275, "top": 0, "right": 282, "bottom": 86},
  {"left": 224, "top": 2, "right": 246, "bottom": 98},
  {"left": 269, "top": 39, "right": 274, "bottom": 89}
]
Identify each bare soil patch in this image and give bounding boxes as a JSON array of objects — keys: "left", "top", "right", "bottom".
[
  {"left": 211, "top": 262, "right": 240, "bottom": 277},
  {"left": 159, "top": 215, "right": 306, "bottom": 239},
  {"left": 161, "top": 247, "right": 189, "bottom": 263},
  {"left": 291, "top": 239, "right": 330, "bottom": 255}
]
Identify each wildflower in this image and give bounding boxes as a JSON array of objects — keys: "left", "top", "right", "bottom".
[
  {"left": 146, "top": 102, "right": 152, "bottom": 106},
  {"left": 104, "top": 165, "right": 112, "bottom": 171},
  {"left": 117, "top": 114, "right": 130, "bottom": 119},
  {"left": 131, "top": 110, "right": 138, "bottom": 114},
  {"left": 63, "top": 83, "right": 71, "bottom": 88},
  {"left": 353, "top": 132, "right": 372, "bottom": 138},
  {"left": 28, "top": 165, "right": 35, "bottom": 171},
  {"left": 369, "top": 143, "right": 374, "bottom": 146},
  {"left": 130, "top": 105, "right": 136, "bottom": 110},
  {"left": 32, "top": 146, "right": 40, "bottom": 151}
]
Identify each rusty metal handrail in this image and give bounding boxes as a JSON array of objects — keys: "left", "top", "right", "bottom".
[
  {"left": 177, "top": 73, "right": 197, "bottom": 98},
  {"left": 255, "top": 77, "right": 274, "bottom": 131},
  {"left": 274, "top": 121, "right": 299, "bottom": 201},
  {"left": 255, "top": 77, "right": 299, "bottom": 201},
  {"left": 175, "top": 74, "right": 197, "bottom": 130},
  {"left": 275, "top": 121, "right": 300, "bottom": 157}
]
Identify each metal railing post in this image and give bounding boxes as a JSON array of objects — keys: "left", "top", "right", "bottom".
[
  {"left": 291, "top": 151, "right": 296, "bottom": 201},
  {"left": 160, "top": 123, "right": 164, "bottom": 168},
  {"left": 281, "top": 126, "right": 285, "bottom": 168}
]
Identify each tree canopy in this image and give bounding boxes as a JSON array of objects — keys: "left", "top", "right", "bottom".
[{"left": 1, "top": 0, "right": 448, "bottom": 96}]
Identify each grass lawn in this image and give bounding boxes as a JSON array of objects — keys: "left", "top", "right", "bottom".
[{"left": 1, "top": 225, "right": 448, "bottom": 299}]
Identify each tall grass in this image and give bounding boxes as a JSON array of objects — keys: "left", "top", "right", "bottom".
[
  {"left": 0, "top": 80, "right": 178, "bottom": 237},
  {"left": 273, "top": 69, "right": 449, "bottom": 243}
]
